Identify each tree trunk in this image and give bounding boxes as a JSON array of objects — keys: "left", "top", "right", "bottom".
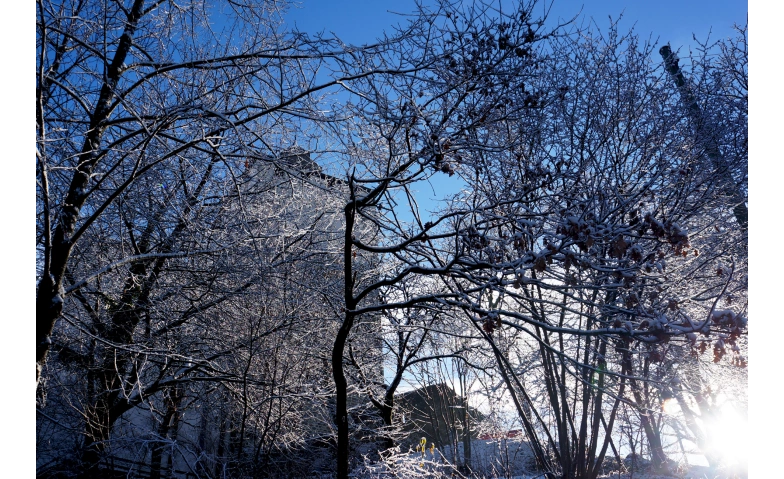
[
  {"left": 150, "top": 386, "right": 183, "bottom": 479},
  {"left": 379, "top": 400, "right": 395, "bottom": 451},
  {"left": 626, "top": 376, "right": 668, "bottom": 471},
  {"left": 79, "top": 400, "right": 111, "bottom": 479},
  {"left": 484, "top": 331, "right": 556, "bottom": 477},
  {"left": 332, "top": 313, "right": 355, "bottom": 479},
  {"left": 461, "top": 394, "right": 472, "bottom": 472},
  {"left": 674, "top": 391, "right": 721, "bottom": 467},
  {"left": 660, "top": 44, "right": 748, "bottom": 229},
  {"left": 79, "top": 382, "right": 139, "bottom": 477},
  {"left": 333, "top": 196, "right": 358, "bottom": 479},
  {"left": 36, "top": 0, "right": 147, "bottom": 386}
]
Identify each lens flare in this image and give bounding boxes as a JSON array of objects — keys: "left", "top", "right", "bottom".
[{"left": 662, "top": 397, "right": 679, "bottom": 414}]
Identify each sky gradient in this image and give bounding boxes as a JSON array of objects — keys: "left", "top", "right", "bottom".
[{"left": 284, "top": 0, "right": 747, "bottom": 53}]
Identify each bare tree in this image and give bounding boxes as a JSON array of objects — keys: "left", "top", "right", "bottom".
[
  {"left": 36, "top": 1, "right": 747, "bottom": 478},
  {"left": 35, "top": 1, "right": 374, "bottom": 476},
  {"left": 445, "top": 20, "right": 748, "bottom": 479},
  {"left": 323, "top": 1, "right": 558, "bottom": 475}
]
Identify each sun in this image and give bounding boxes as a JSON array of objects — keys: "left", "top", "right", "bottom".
[
  {"left": 703, "top": 401, "right": 748, "bottom": 467},
  {"left": 661, "top": 393, "right": 748, "bottom": 468}
]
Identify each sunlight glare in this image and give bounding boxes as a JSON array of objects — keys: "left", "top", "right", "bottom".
[
  {"left": 662, "top": 398, "right": 679, "bottom": 415},
  {"left": 704, "top": 401, "right": 748, "bottom": 466}
]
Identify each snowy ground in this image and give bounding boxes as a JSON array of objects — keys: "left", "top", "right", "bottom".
[
  {"left": 492, "top": 472, "right": 746, "bottom": 479},
  {"left": 478, "top": 465, "right": 748, "bottom": 479},
  {"left": 478, "top": 465, "right": 749, "bottom": 479},
  {"left": 361, "top": 438, "right": 748, "bottom": 479},
  {"left": 596, "top": 466, "right": 748, "bottom": 479}
]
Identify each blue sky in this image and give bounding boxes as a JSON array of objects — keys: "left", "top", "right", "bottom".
[
  {"left": 284, "top": 0, "right": 747, "bottom": 52},
  {"left": 283, "top": 0, "right": 748, "bottom": 218}
]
